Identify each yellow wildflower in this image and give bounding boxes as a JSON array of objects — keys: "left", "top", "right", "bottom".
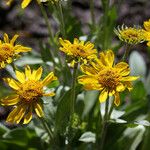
[
  {"left": 114, "top": 25, "right": 145, "bottom": 44},
  {"left": 0, "top": 33, "right": 31, "bottom": 69},
  {"left": 6, "top": 0, "right": 40, "bottom": 9},
  {"left": 1, "top": 66, "right": 57, "bottom": 124},
  {"left": 78, "top": 50, "right": 139, "bottom": 106},
  {"left": 6, "top": 0, "right": 59, "bottom": 9},
  {"left": 59, "top": 38, "right": 97, "bottom": 66},
  {"left": 143, "top": 19, "right": 150, "bottom": 46}
]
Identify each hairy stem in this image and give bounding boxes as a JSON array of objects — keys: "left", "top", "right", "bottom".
[
  {"left": 39, "top": 117, "right": 53, "bottom": 141},
  {"left": 71, "top": 63, "right": 78, "bottom": 115}
]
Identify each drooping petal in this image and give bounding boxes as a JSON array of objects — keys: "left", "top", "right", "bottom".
[
  {"left": 1, "top": 95, "right": 20, "bottom": 106},
  {"left": 23, "top": 106, "right": 32, "bottom": 124},
  {"left": 16, "top": 70, "right": 26, "bottom": 83},
  {"left": 14, "top": 105, "right": 26, "bottom": 124},
  {"left": 42, "top": 72, "right": 57, "bottom": 86},
  {"left": 43, "top": 92, "right": 55, "bottom": 97},
  {"left": 21, "top": 0, "right": 32, "bottom": 9},
  {"left": 34, "top": 102, "right": 44, "bottom": 117},
  {"left": 116, "top": 83, "right": 126, "bottom": 92},
  {"left": 114, "top": 92, "right": 120, "bottom": 106},
  {"left": 99, "top": 89, "right": 108, "bottom": 103},
  {"left": 6, "top": 105, "right": 25, "bottom": 123},
  {"left": 4, "top": 78, "right": 20, "bottom": 90},
  {"left": 124, "top": 81, "right": 133, "bottom": 91}
]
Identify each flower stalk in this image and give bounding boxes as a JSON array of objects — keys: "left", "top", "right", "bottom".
[
  {"left": 39, "top": 117, "right": 53, "bottom": 141},
  {"left": 71, "top": 63, "right": 78, "bottom": 115},
  {"left": 90, "top": 0, "right": 96, "bottom": 30},
  {"left": 39, "top": 3, "right": 54, "bottom": 46}
]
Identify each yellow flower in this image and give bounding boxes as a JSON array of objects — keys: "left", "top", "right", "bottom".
[
  {"left": 6, "top": 0, "right": 40, "bottom": 9},
  {"left": 78, "top": 50, "right": 139, "bottom": 106},
  {"left": 6, "top": 0, "right": 59, "bottom": 8},
  {"left": 59, "top": 38, "right": 97, "bottom": 66},
  {"left": 114, "top": 25, "right": 145, "bottom": 44},
  {"left": 143, "top": 19, "right": 150, "bottom": 47},
  {"left": 0, "top": 33, "right": 31, "bottom": 69},
  {"left": 1, "top": 66, "right": 58, "bottom": 124}
]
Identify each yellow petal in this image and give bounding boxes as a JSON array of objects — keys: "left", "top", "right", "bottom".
[
  {"left": 114, "top": 93, "right": 120, "bottom": 106},
  {"left": 1, "top": 95, "right": 20, "bottom": 106},
  {"left": 99, "top": 89, "right": 108, "bottom": 103},
  {"left": 14, "top": 45, "right": 31, "bottom": 53},
  {"left": 6, "top": 106, "right": 20, "bottom": 123},
  {"left": 21, "top": 0, "right": 32, "bottom": 9},
  {"left": 106, "top": 50, "right": 114, "bottom": 67},
  {"left": 116, "top": 83, "right": 125, "bottom": 92},
  {"left": 23, "top": 106, "right": 32, "bottom": 124},
  {"left": 43, "top": 92, "right": 55, "bottom": 97},
  {"left": 14, "top": 106, "right": 26, "bottom": 124},
  {"left": 16, "top": 70, "right": 26, "bottom": 83},
  {"left": 4, "top": 33, "right": 9, "bottom": 43},
  {"left": 25, "top": 65, "right": 32, "bottom": 79},
  {"left": 121, "top": 76, "right": 139, "bottom": 81},
  {"left": 80, "top": 64, "right": 98, "bottom": 75},
  {"left": 42, "top": 72, "right": 57, "bottom": 86},
  {"left": 4, "top": 78, "right": 20, "bottom": 90},
  {"left": 73, "top": 38, "right": 79, "bottom": 44},
  {"left": 34, "top": 102, "right": 44, "bottom": 117},
  {"left": 10, "top": 34, "right": 19, "bottom": 45},
  {"left": 124, "top": 81, "right": 133, "bottom": 91},
  {"left": 115, "top": 62, "right": 130, "bottom": 76},
  {"left": 34, "top": 67, "right": 43, "bottom": 81},
  {"left": 6, "top": 105, "right": 25, "bottom": 124}
]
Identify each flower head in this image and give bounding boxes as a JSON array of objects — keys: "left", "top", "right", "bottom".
[
  {"left": 59, "top": 38, "right": 97, "bottom": 66},
  {"left": 6, "top": 0, "right": 60, "bottom": 8},
  {"left": 6, "top": 0, "right": 40, "bottom": 9},
  {"left": 114, "top": 25, "right": 145, "bottom": 44},
  {"left": 143, "top": 19, "right": 150, "bottom": 46},
  {"left": 1, "top": 66, "right": 58, "bottom": 124},
  {"left": 0, "top": 33, "right": 31, "bottom": 69},
  {"left": 78, "top": 50, "right": 139, "bottom": 106}
]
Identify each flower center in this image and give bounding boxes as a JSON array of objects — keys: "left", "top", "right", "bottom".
[
  {"left": 0, "top": 44, "right": 14, "bottom": 62},
  {"left": 70, "top": 45, "right": 87, "bottom": 57},
  {"left": 18, "top": 80, "right": 43, "bottom": 102},
  {"left": 121, "top": 28, "right": 144, "bottom": 43},
  {"left": 98, "top": 68, "right": 120, "bottom": 90}
]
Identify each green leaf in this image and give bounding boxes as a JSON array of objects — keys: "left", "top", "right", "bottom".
[
  {"left": 131, "top": 81, "right": 147, "bottom": 101},
  {"left": 54, "top": 89, "right": 72, "bottom": 134},
  {"left": 40, "top": 41, "right": 54, "bottom": 63},
  {"left": 82, "top": 91, "right": 99, "bottom": 117},
  {"left": 129, "top": 51, "right": 146, "bottom": 77}
]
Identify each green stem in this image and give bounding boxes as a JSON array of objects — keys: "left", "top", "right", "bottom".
[
  {"left": 58, "top": 1, "right": 66, "bottom": 38},
  {"left": 70, "top": 63, "right": 78, "bottom": 115},
  {"left": 39, "top": 117, "right": 53, "bottom": 141},
  {"left": 108, "top": 98, "right": 114, "bottom": 118},
  {"left": 39, "top": 3, "right": 54, "bottom": 46},
  {"left": 122, "top": 44, "right": 131, "bottom": 62},
  {"left": 101, "top": 0, "right": 110, "bottom": 50},
  {"left": 90, "top": 0, "right": 96, "bottom": 29},
  {"left": 99, "top": 99, "right": 109, "bottom": 150}
]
